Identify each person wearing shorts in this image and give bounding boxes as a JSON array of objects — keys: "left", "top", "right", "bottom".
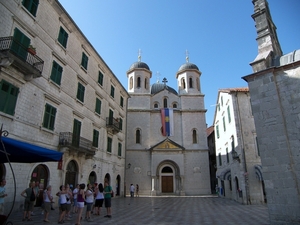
[
  {"left": 94, "top": 183, "right": 104, "bottom": 215},
  {"left": 57, "top": 185, "right": 67, "bottom": 224},
  {"left": 103, "top": 182, "right": 112, "bottom": 218},
  {"left": 75, "top": 183, "right": 85, "bottom": 225}
]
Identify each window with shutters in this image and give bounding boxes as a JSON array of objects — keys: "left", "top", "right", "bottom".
[
  {"left": 22, "top": 0, "right": 39, "bottom": 17},
  {"left": 11, "top": 28, "right": 30, "bottom": 61},
  {"left": 92, "top": 129, "right": 99, "bottom": 148},
  {"left": 107, "top": 137, "right": 112, "bottom": 153},
  {"left": 120, "top": 96, "right": 124, "bottom": 107},
  {"left": 95, "top": 98, "right": 101, "bottom": 115},
  {"left": 42, "top": 103, "right": 56, "bottom": 130},
  {"left": 227, "top": 105, "right": 231, "bottom": 123},
  {"left": 98, "top": 71, "right": 104, "bottom": 86},
  {"left": 76, "top": 82, "right": 85, "bottom": 102},
  {"left": 57, "top": 27, "right": 68, "bottom": 48},
  {"left": 81, "top": 52, "right": 88, "bottom": 70},
  {"left": 118, "top": 142, "right": 122, "bottom": 156},
  {"left": 119, "top": 118, "right": 123, "bottom": 131},
  {"left": 50, "top": 61, "right": 63, "bottom": 85},
  {"left": 216, "top": 125, "right": 220, "bottom": 139},
  {"left": 72, "top": 119, "right": 81, "bottom": 147},
  {"left": 0, "top": 80, "right": 19, "bottom": 115},
  {"left": 110, "top": 85, "right": 115, "bottom": 98}
]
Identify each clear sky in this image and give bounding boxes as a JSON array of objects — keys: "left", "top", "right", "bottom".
[{"left": 58, "top": 0, "right": 300, "bottom": 126}]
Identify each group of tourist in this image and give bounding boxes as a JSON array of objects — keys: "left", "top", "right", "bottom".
[{"left": 15, "top": 180, "right": 113, "bottom": 224}]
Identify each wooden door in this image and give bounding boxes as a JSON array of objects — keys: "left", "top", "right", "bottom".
[{"left": 162, "top": 176, "right": 173, "bottom": 193}]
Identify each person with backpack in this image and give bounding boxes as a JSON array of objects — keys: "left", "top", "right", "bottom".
[{"left": 21, "top": 181, "right": 36, "bottom": 221}]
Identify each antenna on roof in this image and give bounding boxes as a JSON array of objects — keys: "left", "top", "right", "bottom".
[
  {"left": 185, "top": 49, "right": 189, "bottom": 63},
  {"left": 138, "top": 49, "right": 142, "bottom": 62}
]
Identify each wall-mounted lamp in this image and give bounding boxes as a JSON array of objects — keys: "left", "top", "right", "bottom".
[{"left": 127, "top": 163, "right": 131, "bottom": 169}]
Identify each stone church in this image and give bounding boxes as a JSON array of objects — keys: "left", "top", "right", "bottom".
[{"left": 125, "top": 54, "right": 211, "bottom": 196}]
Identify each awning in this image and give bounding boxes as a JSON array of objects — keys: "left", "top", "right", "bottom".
[{"left": 0, "top": 137, "right": 63, "bottom": 163}]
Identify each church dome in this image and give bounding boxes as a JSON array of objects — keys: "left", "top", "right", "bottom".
[
  {"left": 129, "top": 61, "right": 150, "bottom": 71},
  {"left": 178, "top": 62, "right": 199, "bottom": 72},
  {"left": 150, "top": 83, "right": 178, "bottom": 95}
]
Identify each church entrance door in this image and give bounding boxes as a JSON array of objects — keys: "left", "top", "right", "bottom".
[{"left": 162, "top": 176, "right": 173, "bottom": 193}]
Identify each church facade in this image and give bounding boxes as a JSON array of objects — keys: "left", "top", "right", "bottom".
[{"left": 125, "top": 56, "right": 211, "bottom": 196}]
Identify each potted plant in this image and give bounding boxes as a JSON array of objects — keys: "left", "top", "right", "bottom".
[{"left": 27, "top": 45, "right": 36, "bottom": 55}]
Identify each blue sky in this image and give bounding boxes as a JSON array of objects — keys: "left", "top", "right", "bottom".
[{"left": 58, "top": 0, "right": 300, "bottom": 126}]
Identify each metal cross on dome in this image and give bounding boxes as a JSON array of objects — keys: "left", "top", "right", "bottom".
[{"left": 162, "top": 77, "right": 168, "bottom": 86}]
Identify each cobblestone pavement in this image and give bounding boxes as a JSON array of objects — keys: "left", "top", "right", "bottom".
[{"left": 3, "top": 196, "right": 270, "bottom": 225}]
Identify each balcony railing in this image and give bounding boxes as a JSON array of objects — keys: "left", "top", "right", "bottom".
[
  {"left": 106, "top": 117, "right": 120, "bottom": 134},
  {"left": 59, "top": 132, "right": 95, "bottom": 157},
  {"left": 0, "top": 36, "right": 44, "bottom": 79}
]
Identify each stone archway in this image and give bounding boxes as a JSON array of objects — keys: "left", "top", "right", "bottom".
[
  {"left": 156, "top": 160, "right": 180, "bottom": 195},
  {"left": 31, "top": 164, "right": 49, "bottom": 206},
  {"left": 65, "top": 160, "right": 78, "bottom": 188}
]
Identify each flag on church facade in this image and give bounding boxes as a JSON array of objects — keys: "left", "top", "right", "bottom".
[{"left": 161, "top": 108, "right": 174, "bottom": 136}]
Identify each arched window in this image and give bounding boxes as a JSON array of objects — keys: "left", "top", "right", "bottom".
[
  {"left": 189, "top": 77, "right": 193, "bottom": 88},
  {"left": 154, "top": 103, "right": 158, "bottom": 108},
  {"left": 163, "top": 98, "right": 168, "bottom": 108},
  {"left": 145, "top": 78, "right": 148, "bottom": 89},
  {"left": 192, "top": 129, "right": 197, "bottom": 143},
  {"left": 181, "top": 78, "right": 186, "bottom": 89},
  {"left": 137, "top": 77, "right": 141, "bottom": 88},
  {"left": 173, "top": 103, "right": 177, "bottom": 108},
  {"left": 129, "top": 77, "right": 133, "bottom": 89},
  {"left": 136, "top": 129, "right": 141, "bottom": 144}
]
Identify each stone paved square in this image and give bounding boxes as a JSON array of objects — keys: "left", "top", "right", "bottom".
[{"left": 3, "top": 196, "right": 269, "bottom": 225}]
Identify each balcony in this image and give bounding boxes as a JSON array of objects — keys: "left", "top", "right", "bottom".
[
  {"left": 106, "top": 117, "right": 120, "bottom": 134},
  {"left": 59, "top": 132, "right": 96, "bottom": 158},
  {"left": 0, "top": 36, "right": 44, "bottom": 80}
]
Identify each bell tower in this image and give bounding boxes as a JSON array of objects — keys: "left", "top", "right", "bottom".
[{"left": 250, "top": 0, "right": 283, "bottom": 72}]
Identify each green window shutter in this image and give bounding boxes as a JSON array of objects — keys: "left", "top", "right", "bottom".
[
  {"left": 227, "top": 106, "right": 231, "bottom": 123},
  {"left": 98, "top": 71, "right": 103, "bottom": 85},
  {"left": 107, "top": 137, "right": 112, "bottom": 153},
  {"left": 76, "top": 83, "right": 85, "bottom": 102},
  {"left": 110, "top": 85, "right": 115, "bottom": 98},
  {"left": 95, "top": 98, "right": 101, "bottom": 114},
  {"left": 216, "top": 125, "right": 220, "bottom": 139},
  {"left": 218, "top": 153, "right": 222, "bottom": 166},
  {"left": 72, "top": 119, "right": 81, "bottom": 147},
  {"left": 119, "top": 118, "right": 123, "bottom": 130},
  {"left": 0, "top": 80, "right": 19, "bottom": 115},
  {"left": 12, "top": 28, "right": 30, "bottom": 60},
  {"left": 226, "top": 148, "right": 229, "bottom": 163},
  {"left": 223, "top": 116, "right": 226, "bottom": 132},
  {"left": 58, "top": 27, "right": 68, "bottom": 48},
  {"left": 118, "top": 143, "right": 122, "bottom": 156},
  {"left": 43, "top": 103, "right": 56, "bottom": 130},
  {"left": 109, "top": 109, "right": 114, "bottom": 125},
  {"left": 81, "top": 52, "right": 88, "bottom": 70},
  {"left": 22, "top": 0, "right": 39, "bottom": 16},
  {"left": 92, "top": 129, "right": 99, "bottom": 148},
  {"left": 120, "top": 96, "right": 124, "bottom": 107},
  {"left": 50, "top": 61, "right": 63, "bottom": 85}
]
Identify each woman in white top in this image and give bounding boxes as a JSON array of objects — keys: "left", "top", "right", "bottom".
[
  {"left": 56, "top": 185, "right": 67, "bottom": 224},
  {"left": 43, "top": 185, "right": 53, "bottom": 222},
  {"left": 72, "top": 184, "right": 79, "bottom": 213},
  {"left": 84, "top": 184, "right": 94, "bottom": 222},
  {"left": 94, "top": 183, "right": 104, "bottom": 215}
]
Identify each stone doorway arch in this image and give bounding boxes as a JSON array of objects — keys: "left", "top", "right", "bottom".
[
  {"left": 156, "top": 160, "right": 181, "bottom": 195},
  {"left": 31, "top": 164, "right": 49, "bottom": 206},
  {"left": 65, "top": 160, "right": 78, "bottom": 188}
]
